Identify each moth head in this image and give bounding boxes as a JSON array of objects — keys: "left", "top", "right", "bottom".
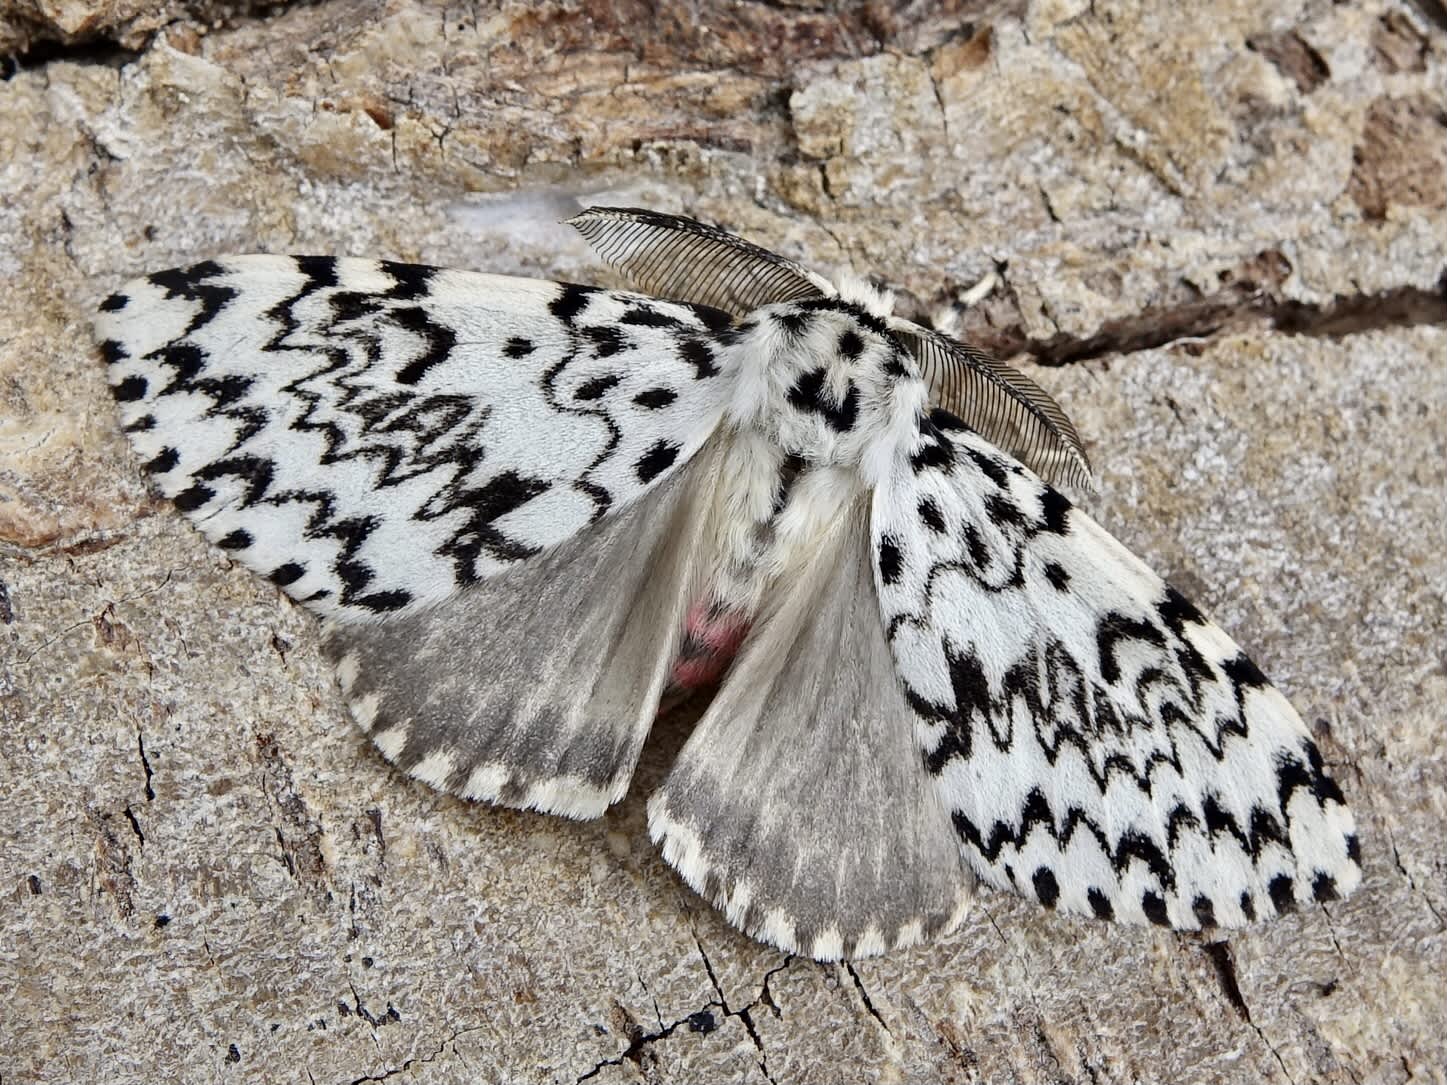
[{"left": 568, "top": 207, "right": 1092, "bottom": 489}]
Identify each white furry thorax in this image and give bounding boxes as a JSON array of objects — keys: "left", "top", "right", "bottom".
[
  {"left": 697, "top": 298, "right": 930, "bottom": 618},
  {"left": 719, "top": 298, "right": 928, "bottom": 487}
]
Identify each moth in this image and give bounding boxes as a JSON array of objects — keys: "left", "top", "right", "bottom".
[{"left": 94, "top": 208, "right": 1360, "bottom": 960}]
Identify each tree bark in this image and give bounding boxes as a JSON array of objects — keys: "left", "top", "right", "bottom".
[{"left": 1, "top": 1, "right": 1443, "bottom": 1082}]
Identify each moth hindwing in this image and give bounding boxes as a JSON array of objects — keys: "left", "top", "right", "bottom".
[{"left": 95, "top": 212, "right": 1359, "bottom": 958}]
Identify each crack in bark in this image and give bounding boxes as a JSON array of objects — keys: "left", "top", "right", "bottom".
[
  {"left": 1253, "top": 1021, "right": 1299, "bottom": 1085},
  {"left": 1203, "top": 941, "right": 1251, "bottom": 1023},
  {"left": 340, "top": 1024, "right": 483, "bottom": 1085},
  {"left": 345, "top": 980, "right": 401, "bottom": 1031},
  {"left": 122, "top": 804, "right": 146, "bottom": 848},
  {"left": 1389, "top": 837, "right": 1447, "bottom": 928},
  {"left": 1012, "top": 272, "right": 1447, "bottom": 367},
  {"left": 137, "top": 729, "right": 156, "bottom": 802},
  {"left": 0, "top": 36, "right": 141, "bottom": 80},
  {"left": 574, "top": 941, "right": 790, "bottom": 1083},
  {"left": 843, "top": 962, "right": 891, "bottom": 1034}
]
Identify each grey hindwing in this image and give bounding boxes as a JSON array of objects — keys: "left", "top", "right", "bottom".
[
  {"left": 323, "top": 437, "right": 724, "bottom": 819},
  {"left": 648, "top": 500, "right": 973, "bottom": 960}
]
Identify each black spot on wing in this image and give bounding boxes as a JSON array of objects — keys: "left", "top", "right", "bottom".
[
  {"left": 292, "top": 256, "right": 339, "bottom": 288},
  {"left": 633, "top": 387, "right": 677, "bottom": 409},
  {"left": 270, "top": 562, "right": 306, "bottom": 587},
  {"left": 99, "top": 293, "right": 128, "bottom": 312},
  {"left": 838, "top": 328, "right": 864, "bottom": 359},
  {"left": 549, "top": 283, "right": 595, "bottom": 322},
  {"left": 173, "top": 484, "right": 214, "bottom": 512},
  {"left": 635, "top": 440, "right": 681, "bottom": 483},
  {"left": 929, "top": 407, "right": 967, "bottom": 432},
  {"left": 984, "top": 493, "right": 1023, "bottom": 527},
  {"left": 1038, "top": 487, "right": 1072, "bottom": 535},
  {"left": 144, "top": 448, "right": 179, "bottom": 474},
  {"left": 1032, "top": 867, "right": 1060, "bottom": 907},
  {"left": 99, "top": 339, "right": 128, "bottom": 365},
  {"left": 124, "top": 415, "right": 155, "bottom": 433},
  {"left": 685, "top": 302, "right": 733, "bottom": 334},
  {"left": 380, "top": 261, "right": 436, "bottom": 299},
  {"left": 1043, "top": 561, "right": 1071, "bottom": 591},
  {"left": 1221, "top": 651, "right": 1269, "bottom": 691},
  {"left": 1312, "top": 873, "right": 1339, "bottom": 902},
  {"left": 1087, "top": 888, "right": 1114, "bottom": 920},
  {"left": 1268, "top": 874, "right": 1295, "bottom": 913},
  {"left": 918, "top": 496, "right": 946, "bottom": 533},
  {"left": 1141, "top": 890, "right": 1170, "bottom": 926},
  {"left": 964, "top": 446, "right": 1009, "bottom": 489},
  {"left": 583, "top": 325, "right": 628, "bottom": 357},
  {"left": 503, "top": 336, "right": 534, "bottom": 358},
  {"left": 155, "top": 343, "right": 204, "bottom": 392},
  {"left": 679, "top": 338, "right": 718, "bottom": 379},
  {"left": 1275, "top": 743, "right": 1347, "bottom": 817},
  {"left": 1158, "top": 585, "right": 1206, "bottom": 631},
  {"left": 962, "top": 523, "right": 989, "bottom": 570},
  {"left": 218, "top": 529, "right": 252, "bottom": 550},
  {"left": 148, "top": 261, "right": 228, "bottom": 296},
  {"left": 1192, "top": 895, "right": 1218, "bottom": 928},
  {"left": 575, "top": 374, "right": 620, "bottom": 401},
  {"left": 1240, "top": 891, "right": 1256, "bottom": 921},
  {"left": 877, "top": 535, "right": 903, "bottom": 585},
  {"left": 114, "top": 375, "right": 148, "bottom": 402},
  {"left": 621, "top": 305, "right": 682, "bottom": 329}
]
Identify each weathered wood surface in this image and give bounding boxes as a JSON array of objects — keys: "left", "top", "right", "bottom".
[{"left": 1, "top": 1, "right": 1443, "bottom": 1082}]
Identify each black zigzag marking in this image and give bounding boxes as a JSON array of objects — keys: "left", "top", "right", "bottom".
[
  {"left": 127, "top": 261, "right": 724, "bottom": 611},
  {"left": 880, "top": 441, "right": 1351, "bottom": 910},
  {"left": 131, "top": 265, "right": 269, "bottom": 454},
  {"left": 390, "top": 305, "right": 458, "bottom": 385},
  {"left": 909, "top": 626, "right": 1253, "bottom": 798},
  {"left": 136, "top": 257, "right": 546, "bottom": 609},
  {"left": 435, "top": 469, "right": 550, "bottom": 577},
  {"left": 263, "top": 263, "right": 558, "bottom": 594},
  {"left": 540, "top": 286, "right": 724, "bottom": 520}
]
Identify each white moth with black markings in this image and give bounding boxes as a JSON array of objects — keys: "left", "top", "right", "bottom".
[{"left": 95, "top": 208, "right": 1360, "bottom": 959}]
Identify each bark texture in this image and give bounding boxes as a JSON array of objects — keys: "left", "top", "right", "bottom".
[{"left": 1, "top": 1, "right": 1444, "bottom": 1082}]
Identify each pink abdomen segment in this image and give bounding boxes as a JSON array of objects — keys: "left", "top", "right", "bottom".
[{"left": 670, "top": 599, "right": 751, "bottom": 690}]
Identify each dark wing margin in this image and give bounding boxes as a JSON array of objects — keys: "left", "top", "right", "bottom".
[
  {"left": 568, "top": 206, "right": 831, "bottom": 317},
  {"left": 891, "top": 323, "right": 1093, "bottom": 491}
]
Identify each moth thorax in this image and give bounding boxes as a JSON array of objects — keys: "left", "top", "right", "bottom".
[{"left": 727, "top": 300, "right": 921, "bottom": 474}]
